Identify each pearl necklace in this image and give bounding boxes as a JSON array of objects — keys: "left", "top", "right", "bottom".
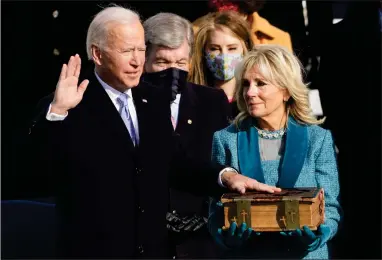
[{"left": 254, "top": 126, "right": 286, "bottom": 140}]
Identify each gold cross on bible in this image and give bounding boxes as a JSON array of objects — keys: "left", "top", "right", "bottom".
[
  {"left": 288, "top": 211, "right": 296, "bottom": 223},
  {"left": 280, "top": 216, "right": 287, "bottom": 227},
  {"left": 240, "top": 210, "right": 248, "bottom": 223}
]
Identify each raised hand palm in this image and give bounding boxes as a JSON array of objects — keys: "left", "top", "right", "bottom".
[
  {"left": 55, "top": 76, "right": 83, "bottom": 108},
  {"left": 52, "top": 54, "right": 89, "bottom": 111}
]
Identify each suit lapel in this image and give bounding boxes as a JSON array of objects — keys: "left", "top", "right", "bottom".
[
  {"left": 82, "top": 72, "right": 135, "bottom": 150},
  {"left": 237, "top": 117, "right": 265, "bottom": 183},
  {"left": 278, "top": 117, "right": 308, "bottom": 188},
  {"left": 176, "top": 83, "right": 197, "bottom": 146},
  {"left": 237, "top": 116, "right": 308, "bottom": 187},
  {"left": 131, "top": 86, "right": 149, "bottom": 150}
]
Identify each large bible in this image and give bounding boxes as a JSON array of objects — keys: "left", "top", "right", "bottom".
[{"left": 221, "top": 188, "right": 325, "bottom": 232}]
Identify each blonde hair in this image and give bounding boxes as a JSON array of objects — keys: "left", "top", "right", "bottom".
[
  {"left": 189, "top": 11, "right": 254, "bottom": 86},
  {"left": 234, "top": 44, "right": 325, "bottom": 126}
]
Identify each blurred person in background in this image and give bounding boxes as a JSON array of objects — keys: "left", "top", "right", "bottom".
[
  {"left": 189, "top": 11, "right": 254, "bottom": 118},
  {"left": 193, "top": 0, "right": 292, "bottom": 51}
]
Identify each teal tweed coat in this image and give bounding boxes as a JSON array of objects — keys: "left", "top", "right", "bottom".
[{"left": 209, "top": 116, "right": 342, "bottom": 259}]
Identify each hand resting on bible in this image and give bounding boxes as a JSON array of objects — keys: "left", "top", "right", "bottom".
[{"left": 221, "top": 171, "right": 282, "bottom": 194}]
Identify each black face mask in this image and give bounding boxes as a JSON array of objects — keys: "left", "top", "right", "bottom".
[{"left": 140, "top": 67, "right": 188, "bottom": 102}]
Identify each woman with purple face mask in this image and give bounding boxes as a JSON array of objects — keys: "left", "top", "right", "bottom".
[{"left": 189, "top": 11, "right": 254, "bottom": 118}]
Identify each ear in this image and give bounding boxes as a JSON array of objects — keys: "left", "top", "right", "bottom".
[
  {"left": 282, "top": 89, "right": 291, "bottom": 102},
  {"left": 91, "top": 45, "right": 102, "bottom": 66}
]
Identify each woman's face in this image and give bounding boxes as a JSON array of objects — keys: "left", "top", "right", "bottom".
[
  {"left": 243, "top": 66, "right": 290, "bottom": 119},
  {"left": 205, "top": 27, "right": 244, "bottom": 56},
  {"left": 204, "top": 27, "right": 245, "bottom": 81}
]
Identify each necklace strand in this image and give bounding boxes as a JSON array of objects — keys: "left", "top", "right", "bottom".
[{"left": 254, "top": 126, "right": 286, "bottom": 139}]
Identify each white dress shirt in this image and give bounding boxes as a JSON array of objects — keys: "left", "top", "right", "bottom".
[
  {"left": 170, "top": 94, "right": 181, "bottom": 128},
  {"left": 46, "top": 71, "right": 140, "bottom": 144}
]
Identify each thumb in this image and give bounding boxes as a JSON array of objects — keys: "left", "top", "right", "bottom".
[{"left": 78, "top": 79, "right": 89, "bottom": 94}]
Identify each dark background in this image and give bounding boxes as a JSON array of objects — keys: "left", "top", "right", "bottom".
[{"left": 2, "top": 1, "right": 381, "bottom": 259}]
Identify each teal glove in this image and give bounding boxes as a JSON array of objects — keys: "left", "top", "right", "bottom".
[
  {"left": 214, "top": 201, "right": 259, "bottom": 249},
  {"left": 217, "top": 222, "right": 253, "bottom": 248},
  {"left": 280, "top": 225, "right": 331, "bottom": 252}
]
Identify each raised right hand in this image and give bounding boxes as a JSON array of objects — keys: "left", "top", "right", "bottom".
[{"left": 51, "top": 54, "right": 89, "bottom": 115}]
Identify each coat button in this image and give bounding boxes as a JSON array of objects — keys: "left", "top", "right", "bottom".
[
  {"left": 53, "top": 48, "right": 60, "bottom": 56},
  {"left": 136, "top": 167, "right": 142, "bottom": 174},
  {"left": 52, "top": 10, "right": 59, "bottom": 18},
  {"left": 138, "top": 245, "right": 144, "bottom": 254},
  {"left": 138, "top": 206, "right": 144, "bottom": 213}
]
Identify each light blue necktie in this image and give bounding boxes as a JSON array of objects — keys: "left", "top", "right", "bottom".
[{"left": 117, "top": 93, "right": 138, "bottom": 146}]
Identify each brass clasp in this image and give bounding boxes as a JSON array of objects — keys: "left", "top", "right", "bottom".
[
  {"left": 235, "top": 200, "right": 251, "bottom": 227},
  {"left": 280, "top": 196, "right": 300, "bottom": 230}
]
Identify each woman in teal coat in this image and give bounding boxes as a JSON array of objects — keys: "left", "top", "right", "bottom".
[{"left": 209, "top": 44, "right": 342, "bottom": 259}]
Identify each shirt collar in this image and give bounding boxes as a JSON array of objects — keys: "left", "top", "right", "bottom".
[
  {"left": 94, "top": 71, "right": 132, "bottom": 100},
  {"left": 172, "top": 93, "right": 181, "bottom": 105}
]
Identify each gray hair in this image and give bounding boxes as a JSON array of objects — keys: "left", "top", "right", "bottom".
[
  {"left": 86, "top": 5, "right": 141, "bottom": 60},
  {"left": 143, "top": 13, "right": 194, "bottom": 58}
]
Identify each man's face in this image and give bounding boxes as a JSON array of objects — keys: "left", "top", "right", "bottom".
[
  {"left": 95, "top": 22, "right": 146, "bottom": 91},
  {"left": 144, "top": 39, "right": 190, "bottom": 73}
]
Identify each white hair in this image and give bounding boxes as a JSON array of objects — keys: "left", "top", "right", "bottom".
[
  {"left": 143, "top": 13, "right": 194, "bottom": 57},
  {"left": 86, "top": 5, "right": 141, "bottom": 60}
]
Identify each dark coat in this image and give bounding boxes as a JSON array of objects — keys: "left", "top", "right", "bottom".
[
  {"left": 166, "top": 82, "right": 231, "bottom": 257},
  {"left": 24, "top": 70, "right": 176, "bottom": 258}
]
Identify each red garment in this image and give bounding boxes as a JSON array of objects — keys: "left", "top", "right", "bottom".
[{"left": 209, "top": 0, "right": 239, "bottom": 12}]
